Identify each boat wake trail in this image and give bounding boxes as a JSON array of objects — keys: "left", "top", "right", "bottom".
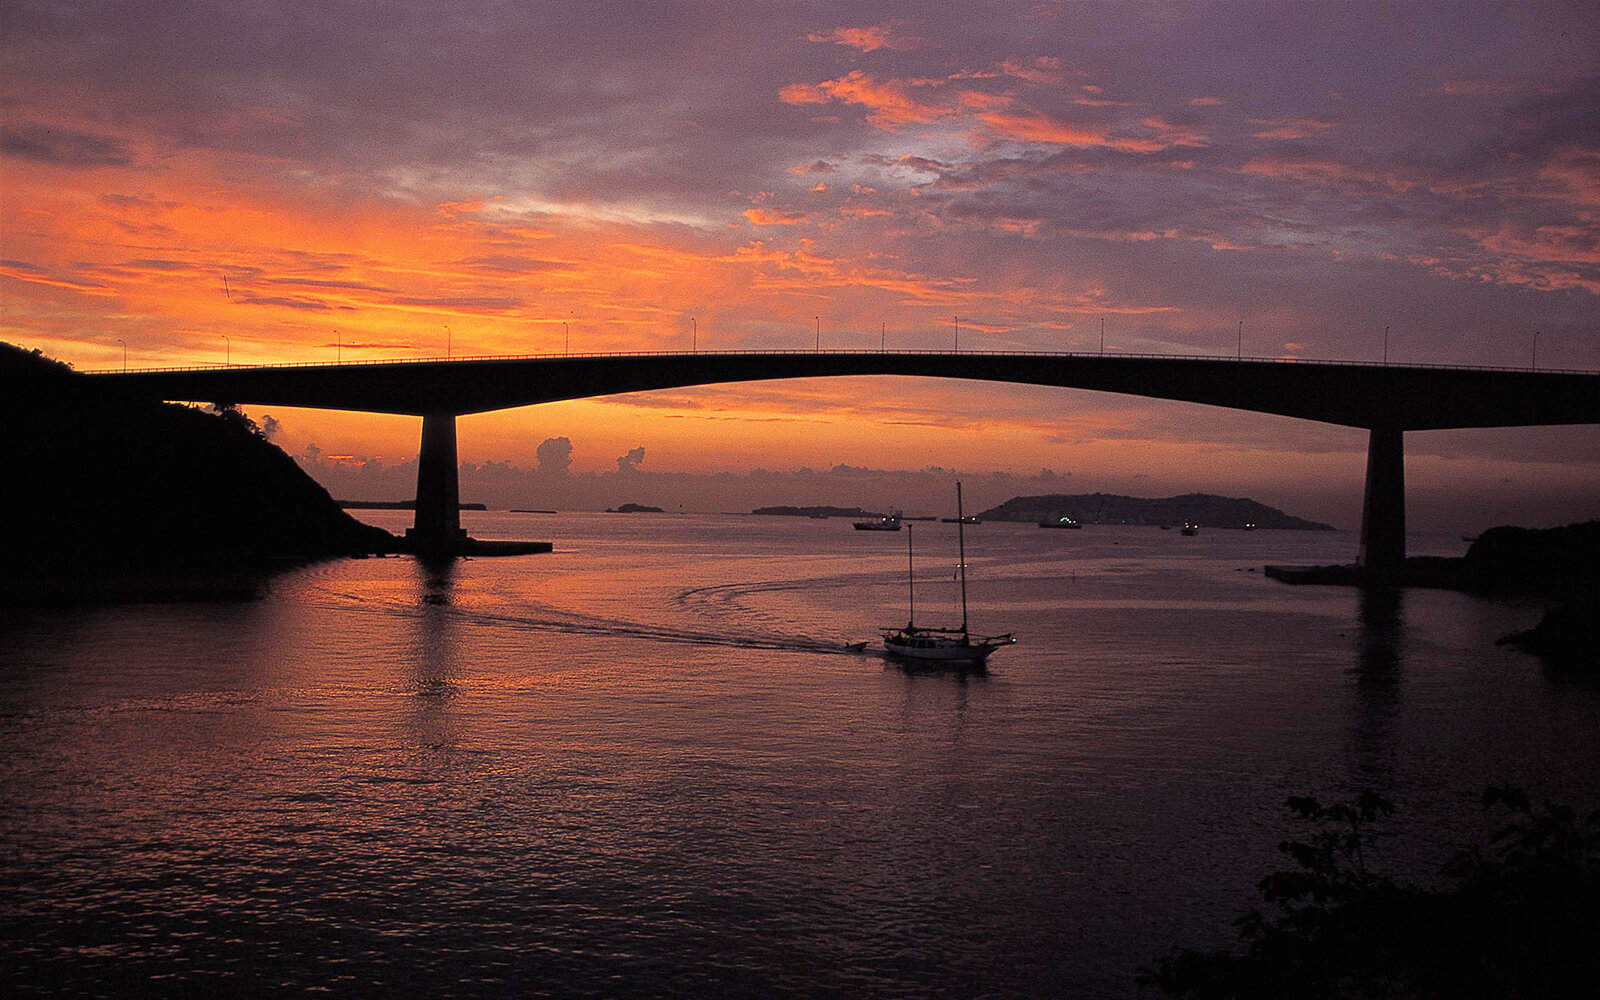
[{"left": 310, "top": 586, "right": 870, "bottom": 655}]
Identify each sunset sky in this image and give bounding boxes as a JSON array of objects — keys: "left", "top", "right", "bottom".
[{"left": 3, "top": 2, "right": 1597, "bottom": 527}]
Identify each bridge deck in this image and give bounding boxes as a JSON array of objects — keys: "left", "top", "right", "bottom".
[{"left": 86, "top": 350, "right": 1600, "bottom": 430}]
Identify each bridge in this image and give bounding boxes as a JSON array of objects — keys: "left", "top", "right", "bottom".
[{"left": 87, "top": 350, "right": 1600, "bottom": 569}]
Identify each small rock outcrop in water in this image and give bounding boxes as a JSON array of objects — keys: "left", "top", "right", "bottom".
[
  {"left": 1477, "top": 525, "right": 1600, "bottom": 670},
  {"left": 1497, "top": 601, "right": 1600, "bottom": 672},
  {"left": 976, "top": 492, "right": 1334, "bottom": 530},
  {"left": 605, "top": 503, "right": 664, "bottom": 513},
  {"left": 0, "top": 343, "right": 397, "bottom": 602}
]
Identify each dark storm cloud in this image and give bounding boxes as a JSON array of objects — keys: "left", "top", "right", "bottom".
[
  {"left": 1490, "top": 76, "right": 1600, "bottom": 159},
  {"left": 617, "top": 445, "right": 646, "bottom": 472},
  {"left": 2, "top": 1, "right": 881, "bottom": 205},
  {"left": 0, "top": 123, "right": 133, "bottom": 166},
  {"left": 5, "top": 1, "right": 1599, "bottom": 371},
  {"left": 459, "top": 255, "right": 566, "bottom": 275},
  {"left": 389, "top": 295, "right": 523, "bottom": 311},
  {"left": 237, "top": 295, "right": 336, "bottom": 311},
  {"left": 266, "top": 277, "right": 395, "bottom": 293},
  {"left": 536, "top": 436, "right": 574, "bottom": 475}
]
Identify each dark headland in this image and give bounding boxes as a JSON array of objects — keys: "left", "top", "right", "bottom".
[
  {"left": 1267, "top": 521, "right": 1600, "bottom": 594},
  {"left": 1, "top": 343, "right": 398, "bottom": 603},
  {"left": 1268, "top": 521, "right": 1600, "bottom": 670}
]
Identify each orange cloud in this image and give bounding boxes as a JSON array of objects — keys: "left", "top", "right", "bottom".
[
  {"left": 743, "top": 208, "right": 812, "bottom": 226},
  {"left": 1139, "top": 117, "right": 1210, "bottom": 147},
  {"left": 1239, "top": 155, "right": 1420, "bottom": 192},
  {"left": 804, "top": 25, "right": 916, "bottom": 53},
  {"left": 1250, "top": 117, "right": 1337, "bottom": 140},
  {"left": 975, "top": 111, "right": 1171, "bottom": 152},
  {"left": 780, "top": 71, "right": 949, "bottom": 129},
  {"left": 1000, "top": 55, "right": 1071, "bottom": 86}
]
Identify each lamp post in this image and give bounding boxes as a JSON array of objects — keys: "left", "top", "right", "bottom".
[
  {"left": 116, "top": 338, "right": 126, "bottom": 373},
  {"left": 881, "top": 321, "right": 886, "bottom": 352},
  {"left": 1237, "top": 320, "right": 1243, "bottom": 359},
  {"left": 954, "top": 315, "right": 959, "bottom": 352},
  {"left": 223, "top": 335, "right": 230, "bottom": 366},
  {"left": 1100, "top": 317, "right": 1105, "bottom": 354},
  {"left": 445, "top": 325, "right": 451, "bottom": 359},
  {"left": 563, "top": 321, "right": 569, "bottom": 355},
  {"left": 336, "top": 329, "right": 341, "bottom": 363},
  {"left": 692, "top": 316, "right": 697, "bottom": 352},
  {"left": 1532, "top": 330, "right": 1539, "bottom": 370},
  {"left": 1383, "top": 325, "right": 1389, "bottom": 364},
  {"left": 815, "top": 315, "right": 820, "bottom": 351}
]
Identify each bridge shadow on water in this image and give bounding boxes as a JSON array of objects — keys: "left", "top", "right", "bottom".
[
  {"left": 1349, "top": 586, "right": 1406, "bottom": 788},
  {"left": 406, "top": 555, "right": 464, "bottom": 752}
]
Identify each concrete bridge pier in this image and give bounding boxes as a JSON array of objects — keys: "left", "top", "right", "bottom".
[
  {"left": 405, "top": 411, "right": 466, "bottom": 553},
  {"left": 1357, "top": 425, "right": 1406, "bottom": 573}
]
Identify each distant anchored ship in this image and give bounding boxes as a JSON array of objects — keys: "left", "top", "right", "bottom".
[{"left": 853, "top": 512, "right": 902, "bottom": 531}]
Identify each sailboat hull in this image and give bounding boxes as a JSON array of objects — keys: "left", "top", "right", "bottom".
[
  {"left": 883, "top": 631, "right": 1012, "bottom": 663},
  {"left": 881, "top": 482, "right": 1016, "bottom": 666}
]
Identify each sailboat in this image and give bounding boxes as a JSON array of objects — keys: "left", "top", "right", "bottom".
[{"left": 882, "top": 481, "right": 1016, "bottom": 665}]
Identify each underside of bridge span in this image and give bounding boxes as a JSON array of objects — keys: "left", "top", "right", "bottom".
[{"left": 88, "top": 353, "right": 1600, "bottom": 571}]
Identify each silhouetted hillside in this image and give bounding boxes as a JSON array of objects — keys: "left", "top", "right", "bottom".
[
  {"left": 976, "top": 492, "right": 1334, "bottom": 530},
  {"left": 1, "top": 343, "right": 394, "bottom": 598}
]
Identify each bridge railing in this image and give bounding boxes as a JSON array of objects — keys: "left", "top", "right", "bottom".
[{"left": 83, "top": 348, "right": 1598, "bottom": 376}]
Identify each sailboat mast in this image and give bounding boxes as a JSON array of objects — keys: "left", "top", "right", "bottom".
[
  {"left": 957, "top": 480, "right": 968, "bottom": 633},
  {"left": 906, "top": 523, "right": 915, "bottom": 628}
]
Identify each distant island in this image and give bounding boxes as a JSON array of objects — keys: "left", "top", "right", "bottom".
[
  {"left": 752, "top": 505, "right": 881, "bottom": 518},
  {"left": 605, "top": 503, "right": 664, "bottom": 513},
  {"left": 976, "top": 492, "right": 1335, "bottom": 530},
  {"left": 338, "top": 500, "right": 488, "bottom": 510},
  {"left": 1, "top": 342, "right": 397, "bottom": 603}
]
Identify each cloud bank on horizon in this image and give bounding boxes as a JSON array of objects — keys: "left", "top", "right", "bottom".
[{"left": 2, "top": 1, "right": 1597, "bottom": 522}]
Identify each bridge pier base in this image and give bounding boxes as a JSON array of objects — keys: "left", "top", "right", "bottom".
[
  {"left": 406, "top": 412, "right": 466, "bottom": 553},
  {"left": 1357, "top": 425, "right": 1405, "bottom": 573}
]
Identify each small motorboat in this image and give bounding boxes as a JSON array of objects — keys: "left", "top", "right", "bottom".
[{"left": 1039, "top": 516, "right": 1081, "bottom": 529}]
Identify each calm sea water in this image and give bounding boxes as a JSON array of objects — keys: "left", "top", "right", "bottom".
[{"left": 4, "top": 512, "right": 1597, "bottom": 997}]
